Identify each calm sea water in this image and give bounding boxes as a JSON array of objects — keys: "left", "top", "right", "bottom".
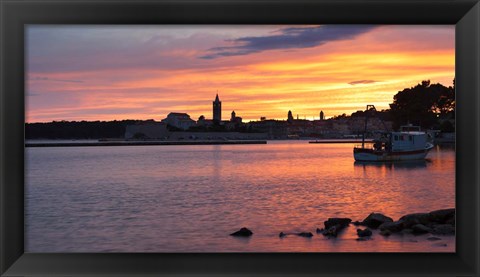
[{"left": 25, "top": 141, "right": 455, "bottom": 252}]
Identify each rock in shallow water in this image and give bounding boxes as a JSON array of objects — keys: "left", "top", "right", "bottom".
[
  {"left": 380, "top": 229, "right": 392, "bottom": 236},
  {"left": 402, "top": 228, "right": 414, "bottom": 235},
  {"left": 322, "top": 218, "right": 352, "bottom": 237},
  {"left": 445, "top": 217, "right": 455, "bottom": 226},
  {"left": 297, "top": 232, "right": 314, "bottom": 238},
  {"left": 361, "top": 213, "right": 393, "bottom": 228},
  {"left": 412, "top": 224, "right": 431, "bottom": 234},
  {"left": 379, "top": 220, "right": 404, "bottom": 233},
  {"left": 322, "top": 226, "right": 340, "bottom": 237},
  {"left": 399, "top": 213, "right": 431, "bottom": 228},
  {"left": 324, "top": 218, "right": 352, "bottom": 229},
  {"left": 431, "top": 224, "right": 455, "bottom": 235},
  {"left": 357, "top": 228, "right": 373, "bottom": 237},
  {"left": 428, "top": 208, "right": 455, "bottom": 224},
  {"left": 230, "top": 227, "right": 253, "bottom": 237}
]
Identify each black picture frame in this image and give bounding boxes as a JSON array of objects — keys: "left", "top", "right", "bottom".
[{"left": 1, "top": 0, "right": 479, "bottom": 276}]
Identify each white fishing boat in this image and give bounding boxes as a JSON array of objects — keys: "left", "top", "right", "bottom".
[{"left": 353, "top": 106, "right": 434, "bottom": 162}]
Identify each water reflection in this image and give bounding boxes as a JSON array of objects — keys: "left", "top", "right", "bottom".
[
  {"left": 435, "top": 143, "right": 455, "bottom": 150},
  {"left": 354, "top": 160, "right": 429, "bottom": 170}
]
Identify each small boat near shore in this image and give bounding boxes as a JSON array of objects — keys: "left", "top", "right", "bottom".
[
  {"left": 353, "top": 105, "right": 434, "bottom": 162},
  {"left": 353, "top": 130, "right": 434, "bottom": 161}
]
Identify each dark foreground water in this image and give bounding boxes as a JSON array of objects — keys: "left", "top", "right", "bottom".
[{"left": 25, "top": 141, "right": 455, "bottom": 252}]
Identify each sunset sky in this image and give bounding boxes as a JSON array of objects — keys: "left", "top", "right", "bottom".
[{"left": 26, "top": 25, "right": 455, "bottom": 123}]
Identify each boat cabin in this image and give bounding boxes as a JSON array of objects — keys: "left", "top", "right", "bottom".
[
  {"left": 390, "top": 132, "right": 427, "bottom": 151},
  {"left": 368, "top": 126, "right": 428, "bottom": 152}
]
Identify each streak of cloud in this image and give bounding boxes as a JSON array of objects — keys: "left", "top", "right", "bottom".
[
  {"left": 29, "top": 76, "right": 84, "bottom": 83},
  {"left": 199, "top": 25, "right": 377, "bottom": 59},
  {"left": 349, "top": 80, "right": 378, "bottom": 85}
]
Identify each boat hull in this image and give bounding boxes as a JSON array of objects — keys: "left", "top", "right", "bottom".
[{"left": 353, "top": 145, "right": 434, "bottom": 162}]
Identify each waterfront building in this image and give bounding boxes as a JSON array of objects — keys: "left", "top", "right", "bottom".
[
  {"left": 197, "top": 115, "right": 215, "bottom": 127},
  {"left": 225, "top": 111, "right": 243, "bottom": 130},
  {"left": 248, "top": 119, "right": 288, "bottom": 139},
  {"left": 161, "top": 112, "right": 196, "bottom": 130},
  {"left": 213, "top": 94, "right": 222, "bottom": 124},
  {"left": 230, "top": 111, "right": 243, "bottom": 124}
]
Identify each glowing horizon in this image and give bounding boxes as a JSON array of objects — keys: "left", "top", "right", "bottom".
[{"left": 26, "top": 25, "right": 455, "bottom": 123}]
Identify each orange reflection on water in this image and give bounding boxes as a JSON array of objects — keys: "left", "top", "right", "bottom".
[{"left": 25, "top": 141, "right": 455, "bottom": 252}]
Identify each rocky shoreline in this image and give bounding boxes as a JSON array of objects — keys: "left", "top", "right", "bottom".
[{"left": 230, "top": 208, "right": 455, "bottom": 242}]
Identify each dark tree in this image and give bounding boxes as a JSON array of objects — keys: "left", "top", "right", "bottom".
[
  {"left": 440, "top": 120, "right": 455, "bottom": 132},
  {"left": 25, "top": 120, "right": 145, "bottom": 139},
  {"left": 389, "top": 80, "right": 455, "bottom": 130}
]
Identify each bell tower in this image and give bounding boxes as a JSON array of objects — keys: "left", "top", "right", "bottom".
[
  {"left": 287, "top": 110, "right": 293, "bottom": 123},
  {"left": 213, "top": 94, "right": 222, "bottom": 124}
]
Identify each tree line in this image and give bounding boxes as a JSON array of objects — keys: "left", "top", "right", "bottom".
[{"left": 26, "top": 120, "right": 146, "bottom": 139}]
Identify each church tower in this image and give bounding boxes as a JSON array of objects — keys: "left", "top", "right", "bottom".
[
  {"left": 213, "top": 94, "right": 222, "bottom": 124},
  {"left": 287, "top": 110, "right": 293, "bottom": 123},
  {"left": 320, "top": 110, "right": 325, "bottom": 121}
]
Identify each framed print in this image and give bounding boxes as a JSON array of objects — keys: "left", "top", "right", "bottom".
[
  {"left": 23, "top": 24, "right": 458, "bottom": 253},
  {"left": 1, "top": 0, "right": 479, "bottom": 276}
]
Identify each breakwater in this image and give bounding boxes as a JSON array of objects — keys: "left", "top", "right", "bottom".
[
  {"left": 309, "top": 139, "right": 374, "bottom": 144},
  {"left": 25, "top": 140, "right": 267, "bottom": 147}
]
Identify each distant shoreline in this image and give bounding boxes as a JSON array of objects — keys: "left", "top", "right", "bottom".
[{"left": 25, "top": 138, "right": 455, "bottom": 147}]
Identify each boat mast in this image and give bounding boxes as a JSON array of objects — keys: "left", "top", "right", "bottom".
[{"left": 362, "top": 105, "right": 375, "bottom": 148}]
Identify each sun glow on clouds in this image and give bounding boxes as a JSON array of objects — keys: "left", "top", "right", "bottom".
[{"left": 26, "top": 25, "right": 454, "bottom": 123}]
